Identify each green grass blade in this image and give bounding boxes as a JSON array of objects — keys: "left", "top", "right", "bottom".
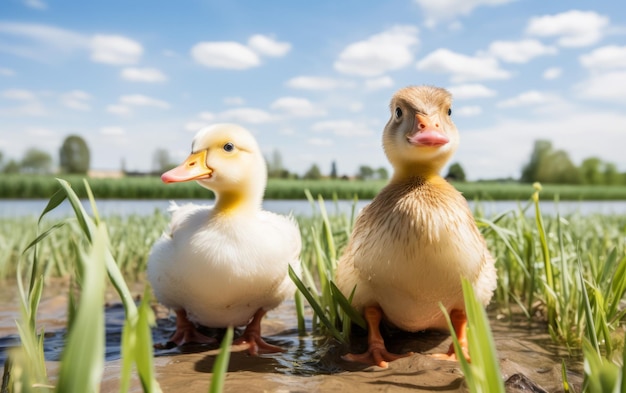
[
  {"left": 561, "top": 359, "right": 570, "bottom": 393},
  {"left": 578, "top": 258, "right": 600, "bottom": 356},
  {"left": 294, "top": 290, "right": 306, "bottom": 335},
  {"left": 55, "top": 179, "right": 138, "bottom": 317},
  {"left": 619, "top": 331, "right": 626, "bottom": 393},
  {"left": 56, "top": 178, "right": 94, "bottom": 242},
  {"left": 440, "top": 302, "right": 473, "bottom": 388},
  {"left": 463, "top": 278, "right": 505, "bottom": 392},
  {"left": 533, "top": 185, "right": 556, "bottom": 326},
  {"left": 83, "top": 178, "right": 101, "bottom": 225},
  {"left": 442, "top": 277, "right": 505, "bottom": 393},
  {"left": 134, "top": 287, "right": 161, "bottom": 393},
  {"left": 54, "top": 226, "right": 107, "bottom": 393},
  {"left": 329, "top": 281, "right": 366, "bottom": 329},
  {"left": 37, "top": 188, "right": 67, "bottom": 225},
  {"left": 209, "top": 326, "right": 234, "bottom": 393},
  {"left": 288, "top": 265, "right": 344, "bottom": 343},
  {"left": 21, "top": 222, "right": 67, "bottom": 256}
]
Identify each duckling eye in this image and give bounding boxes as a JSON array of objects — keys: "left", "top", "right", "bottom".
[
  {"left": 447, "top": 108, "right": 452, "bottom": 116},
  {"left": 395, "top": 107, "right": 403, "bottom": 118},
  {"left": 223, "top": 142, "right": 235, "bottom": 152}
]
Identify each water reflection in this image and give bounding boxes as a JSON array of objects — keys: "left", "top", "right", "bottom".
[{"left": 1, "top": 198, "right": 626, "bottom": 218}]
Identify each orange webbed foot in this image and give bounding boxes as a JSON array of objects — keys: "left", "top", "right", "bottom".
[
  {"left": 342, "top": 305, "right": 412, "bottom": 368},
  {"left": 343, "top": 342, "right": 412, "bottom": 368},
  {"left": 158, "top": 309, "right": 217, "bottom": 348},
  {"left": 232, "top": 308, "right": 284, "bottom": 356},
  {"left": 430, "top": 308, "right": 470, "bottom": 362}
]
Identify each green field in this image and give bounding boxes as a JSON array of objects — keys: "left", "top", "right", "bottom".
[{"left": 2, "top": 174, "right": 626, "bottom": 200}]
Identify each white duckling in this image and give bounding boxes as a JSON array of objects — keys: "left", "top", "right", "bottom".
[
  {"left": 335, "top": 86, "right": 497, "bottom": 368},
  {"left": 147, "top": 123, "right": 301, "bottom": 355}
]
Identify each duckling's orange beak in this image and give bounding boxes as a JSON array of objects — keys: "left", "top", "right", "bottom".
[
  {"left": 408, "top": 113, "right": 449, "bottom": 147},
  {"left": 161, "top": 150, "right": 213, "bottom": 183}
]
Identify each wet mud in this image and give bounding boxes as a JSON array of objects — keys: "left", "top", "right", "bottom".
[{"left": 0, "top": 279, "right": 583, "bottom": 392}]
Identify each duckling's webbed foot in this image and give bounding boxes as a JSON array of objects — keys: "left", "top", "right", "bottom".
[
  {"left": 163, "top": 308, "right": 217, "bottom": 348},
  {"left": 429, "top": 308, "right": 470, "bottom": 362},
  {"left": 343, "top": 305, "right": 413, "bottom": 368},
  {"left": 233, "top": 308, "right": 285, "bottom": 356}
]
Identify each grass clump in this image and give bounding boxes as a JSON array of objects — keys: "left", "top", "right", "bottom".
[
  {"left": 2, "top": 179, "right": 162, "bottom": 392},
  {"left": 289, "top": 190, "right": 365, "bottom": 343},
  {"left": 442, "top": 278, "right": 505, "bottom": 393}
]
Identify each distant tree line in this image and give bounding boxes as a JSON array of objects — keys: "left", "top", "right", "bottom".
[
  {"left": 520, "top": 139, "right": 625, "bottom": 185},
  {"left": 2, "top": 137, "right": 624, "bottom": 185},
  {"left": 0, "top": 135, "right": 90, "bottom": 175},
  {"left": 265, "top": 149, "right": 389, "bottom": 181}
]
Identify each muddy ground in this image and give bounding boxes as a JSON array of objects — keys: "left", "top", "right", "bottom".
[{"left": 0, "top": 279, "right": 583, "bottom": 392}]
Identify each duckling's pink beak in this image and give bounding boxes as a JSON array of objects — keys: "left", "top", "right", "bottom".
[
  {"left": 408, "top": 113, "right": 449, "bottom": 147},
  {"left": 162, "top": 150, "right": 213, "bottom": 183}
]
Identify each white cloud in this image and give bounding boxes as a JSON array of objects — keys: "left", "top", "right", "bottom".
[
  {"left": 497, "top": 90, "right": 554, "bottom": 108},
  {"left": 312, "top": 120, "right": 375, "bottom": 137},
  {"left": 0, "top": 23, "right": 144, "bottom": 67},
  {"left": 2, "top": 88, "right": 37, "bottom": 101},
  {"left": 334, "top": 25, "right": 419, "bottom": 77},
  {"left": 487, "top": 39, "right": 557, "bottom": 63},
  {"left": 0, "top": 89, "right": 52, "bottom": 117},
  {"left": 121, "top": 67, "right": 167, "bottom": 82},
  {"left": 414, "top": 0, "right": 515, "bottom": 26},
  {"left": 270, "top": 97, "right": 325, "bottom": 117},
  {"left": 575, "top": 71, "right": 626, "bottom": 102},
  {"left": 526, "top": 10, "right": 609, "bottom": 48},
  {"left": 60, "top": 90, "right": 91, "bottom": 111},
  {"left": 580, "top": 45, "right": 626, "bottom": 71},
  {"left": 0, "top": 67, "right": 15, "bottom": 76},
  {"left": 349, "top": 102, "right": 364, "bottom": 113},
  {"left": 0, "top": 102, "right": 46, "bottom": 116},
  {"left": 26, "top": 127, "right": 54, "bottom": 137},
  {"left": 90, "top": 35, "right": 143, "bottom": 65},
  {"left": 286, "top": 76, "right": 355, "bottom": 90},
  {"left": 107, "top": 104, "right": 131, "bottom": 116},
  {"left": 100, "top": 126, "right": 125, "bottom": 136},
  {"left": 0, "top": 22, "right": 88, "bottom": 59},
  {"left": 23, "top": 0, "right": 47, "bottom": 10},
  {"left": 218, "top": 108, "right": 274, "bottom": 124},
  {"left": 191, "top": 41, "right": 260, "bottom": 70},
  {"left": 198, "top": 112, "right": 216, "bottom": 121},
  {"left": 223, "top": 96, "right": 245, "bottom": 105},
  {"left": 543, "top": 67, "right": 562, "bottom": 80},
  {"left": 119, "top": 94, "right": 170, "bottom": 109},
  {"left": 365, "top": 76, "right": 394, "bottom": 91},
  {"left": 454, "top": 105, "right": 482, "bottom": 117},
  {"left": 247, "top": 34, "right": 291, "bottom": 57},
  {"left": 417, "top": 48, "right": 510, "bottom": 82},
  {"left": 447, "top": 83, "right": 497, "bottom": 99},
  {"left": 184, "top": 111, "right": 219, "bottom": 132},
  {"left": 184, "top": 121, "right": 209, "bottom": 132},
  {"left": 307, "top": 138, "right": 333, "bottom": 146}
]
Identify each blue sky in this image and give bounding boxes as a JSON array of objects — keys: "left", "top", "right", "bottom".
[{"left": 1, "top": 0, "right": 625, "bottom": 180}]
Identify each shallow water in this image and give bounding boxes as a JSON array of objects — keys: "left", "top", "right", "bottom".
[
  {"left": 3, "top": 198, "right": 626, "bottom": 219},
  {"left": 0, "top": 279, "right": 584, "bottom": 392}
]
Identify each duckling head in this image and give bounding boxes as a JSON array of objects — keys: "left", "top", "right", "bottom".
[
  {"left": 383, "top": 86, "right": 459, "bottom": 179},
  {"left": 162, "top": 123, "right": 267, "bottom": 212}
]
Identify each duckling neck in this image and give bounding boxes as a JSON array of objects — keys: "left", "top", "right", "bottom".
[
  {"left": 213, "top": 189, "right": 262, "bottom": 216},
  {"left": 391, "top": 164, "right": 442, "bottom": 184}
]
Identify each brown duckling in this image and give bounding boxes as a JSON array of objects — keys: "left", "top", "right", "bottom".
[{"left": 335, "top": 85, "right": 497, "bottom": 368}]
